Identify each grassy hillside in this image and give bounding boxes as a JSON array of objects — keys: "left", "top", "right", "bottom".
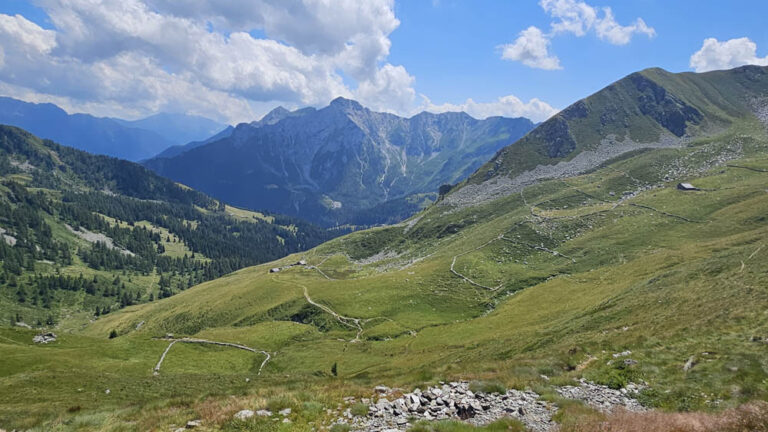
[
  {"left": 3, "top": 118, "right": 768, "bottom": 429},
  {"left": 0, "top": 125, "right": 334, "bottom": 328},
  {"left": 3, "top": 67, "right": 768, "bottom": 431},
  {"left": 465, "top": 65, "right": 768, "bottom": 186}
]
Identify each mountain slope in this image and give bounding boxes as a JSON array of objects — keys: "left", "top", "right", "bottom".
[
  {"left": 446, "top": 65, "right": 768, "bottom": 208},
  {"left": 0, "top": 125, "right": 333, "bottom": 327},
  {"left": 144, "top": 99, "right": 536, "bottom": 226},
  {"left": 113, "top": 112, "right": 227, "bottom": 149},
  {"left": 0, "top": 97, "right": 225, "bottom": 161},
  {"left": 5, "top": 66, "right": 768, "bottom": 430},
  {"left": 152, "top": 125, "right": 235, "bottom": 159}
]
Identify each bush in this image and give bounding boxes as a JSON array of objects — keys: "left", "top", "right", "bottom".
[
  {"left": 108, "top": 329, "right": 118, "bottom": 339},
  {"left": 350, "top": 403, "right": 369, "bottom": 417},
  {"left": 468, "top": 380, "right": 507, "bottom": 395},
  {"left": 409, "top": 418, "right": 527, "bottom": 431}
]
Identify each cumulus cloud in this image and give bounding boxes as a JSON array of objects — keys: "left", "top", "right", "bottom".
[
  {"left": 541, "top": 0, "right": 655, "bottom": 44},
  {"left": 502, "top": 0, "right": 655, "bottom": 69},
  {"left": 501, "top": 26, "right": 562, "bottom": 70},
  {"left": 0, "top": 0, "right": 415, "bottom": 123},
  {"left": 420, "top": 94, "right": 558, "bottom": 123},
  {"left": 690, "top": 37, "right": 768, "bottom": 72},
  {"left": 593, "top": 9, "right": 655, "bottom": 45}
]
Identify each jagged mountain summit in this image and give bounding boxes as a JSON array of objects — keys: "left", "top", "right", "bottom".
[
  {"left": 0, "top": 96, "right": 227, "bottom": 161},
  {"left": 143, "top": 98, "right": 535, "bottom": 226}
]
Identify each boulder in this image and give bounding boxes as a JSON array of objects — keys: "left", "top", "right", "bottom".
[
  {"left": 186, "top": 419, "right": 202, "bottom": 428},
  {"left": 33, "top": 332, "right": 57, "bottom": 344},
  {"left": 255, "top": 409, "right": 272, "bottom": 417},
  {"left": 234, "top": 410, "right": 254, "bottom": 420}
]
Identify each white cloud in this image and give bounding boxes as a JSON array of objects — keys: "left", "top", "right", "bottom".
[
  {"left": 593, "top": 8, "right": 655, "bottom": 45},
  {"left": 541, "top": 0, "right": 654, "bottom": 45},
  {"left": 356, "top": 64, "right": 416, "bottom": 114},
  {"left": 420, "top": 94, "right": 559, "bottom": 123},
  {"left": 503, "top": 0, "right": 655, "bottom": 69},
  {"left": 540, "top": 0, "right": 597, "bottom": 37},
  {"left": 501, "top": 26, "right": 561, "bottom": 70},
  {"left": 0, "top": 0, "right": 415, "bottom": 124},
  {"left": 690, "top": 37, "right": 768, "bottom": 72}
]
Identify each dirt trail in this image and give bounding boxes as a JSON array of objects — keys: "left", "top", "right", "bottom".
[
  {"left": 153, "top": 338, "right": 271, "bottom": 375},
  {"left": 449, "top": 234, "right": 504, "bottom": 291},
  {"left": 300, "top": 283, "right": 365, "bottom": 342}
]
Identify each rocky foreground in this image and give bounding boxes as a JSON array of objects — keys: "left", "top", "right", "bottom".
[{"left": 330, "top": 380, "right": 646, "bottom": 432}]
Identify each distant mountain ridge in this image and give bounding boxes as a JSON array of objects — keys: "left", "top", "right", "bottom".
[
  {"left": 144, "top": 98, "right": 536, "bottom": 226},
  {"left": 112, "top": 112, "right": 227, "bottom": 148},
  {"left": 0, "top": 97, "right": 226, "bottom": 161}
]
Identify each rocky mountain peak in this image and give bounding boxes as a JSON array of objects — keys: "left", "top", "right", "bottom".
[{"left": 328, "top": 97, "right": 366, "bottom": 113}]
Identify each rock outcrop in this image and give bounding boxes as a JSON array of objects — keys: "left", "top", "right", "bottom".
[{"left": 331, "top": 380, "right": 647, "bottom": 432}]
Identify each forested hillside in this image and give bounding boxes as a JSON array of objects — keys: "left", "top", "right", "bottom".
[{"left": 0, "top": 125, "right": 334, "bottom": 327}]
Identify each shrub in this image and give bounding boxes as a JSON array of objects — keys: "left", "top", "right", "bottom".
[
  {"left": 468, "top": 380, "right": 507, "bottom": 395},
  {"left": 350, "top": 403, "right": 369, "bottom": 417},
  {"left": 329, "top": 424, "right": 351, "bottom": 432}
]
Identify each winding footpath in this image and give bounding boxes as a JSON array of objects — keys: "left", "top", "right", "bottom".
[
  {"left": 449, "top": 235, "right": 504, "bottom": 291},
  {"left": 153, "top": 338, "right": 271, "bottom": 375},
  {"left": 299, "top": 283, "right": 365, "bottom": 342}
]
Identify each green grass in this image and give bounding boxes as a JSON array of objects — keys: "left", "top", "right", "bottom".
[{"left": 3, "top": 120, "right": 768, "bottom": 430}]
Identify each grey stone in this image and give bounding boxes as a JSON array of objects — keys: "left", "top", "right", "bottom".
[{"left": 234, "top": 410, "right": 254, "bottom": 420}]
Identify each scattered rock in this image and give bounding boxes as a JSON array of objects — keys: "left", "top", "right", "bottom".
[
  {"left": 279, "top": 408, "right": 292, "bottom": 416},
  {"left": 374, "top": 385, "right": 391, "bottom": 394},
  {"left": 105, "top": 389, "right": 111, "bottom": 395},
  {"left": 555, "top": 379, "right": 646, "bottom": 413},
  {"left": 255, "top": 409, "right": 272, "bottom": 417},
  {"left": 33, "top": 332, "right": 57, "bottom": 344},
  {"left": 185, "top": 419, "right": 202, "bottom": 428},
  {"left": 341, "top": 381, "right": 555, "bottom": 431},
  {"left": 683, "top": 356, "right": 697, "bottom": 372},
  {"left": 234, "top": 410, "right": 254, "bottom": 420}
]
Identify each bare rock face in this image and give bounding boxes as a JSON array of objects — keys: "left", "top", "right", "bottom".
[
  {"left": 144, "top": 98, "right": 534, "bottom": 226},
  {"left": 33, "top": 332, "right": 57, "bottom": 344}
]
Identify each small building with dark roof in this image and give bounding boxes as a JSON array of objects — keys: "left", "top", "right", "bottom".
[{"left": 677, "top": 182, "right": 699, "bottom": 191}]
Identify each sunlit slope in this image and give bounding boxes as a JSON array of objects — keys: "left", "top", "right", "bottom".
[
  {"left": 71, "top": 121, "right": 768, "bottom": 412},
  {"left": 466, "top": 65, "right": 768, "bottom": 186}
]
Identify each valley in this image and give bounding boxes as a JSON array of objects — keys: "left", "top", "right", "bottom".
[{"left": 1, "top": 65, "right": 768, "bottom": 432}]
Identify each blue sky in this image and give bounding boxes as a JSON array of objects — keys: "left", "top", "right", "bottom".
[
  {"left": 0, "top": 0, "right": 766, "bottom": 123},
  {"left": 388, "top": 0, "right": 768, "bottom": 110}
]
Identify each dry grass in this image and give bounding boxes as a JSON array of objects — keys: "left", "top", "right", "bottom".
[{"left": 559, "top": 402, "right": 768, "bottom": 432}]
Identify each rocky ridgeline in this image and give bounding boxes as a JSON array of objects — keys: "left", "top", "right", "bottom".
[{"left": 331, "top": 380, "right": 646, "bottom": 432}]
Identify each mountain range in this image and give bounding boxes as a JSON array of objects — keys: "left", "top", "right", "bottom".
[
  {"left": 4, "top": 64, "right": 768, "bottom": 431},
  {"left": 0, "top": 97, "right": 227, "bottom": 161},
  {"left": 144, "top": 98, "right": 535, "bottom": 226}
]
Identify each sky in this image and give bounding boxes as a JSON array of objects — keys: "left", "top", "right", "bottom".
[{"left": 0, "top": 0, "right": 766, "bottom": 125}]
